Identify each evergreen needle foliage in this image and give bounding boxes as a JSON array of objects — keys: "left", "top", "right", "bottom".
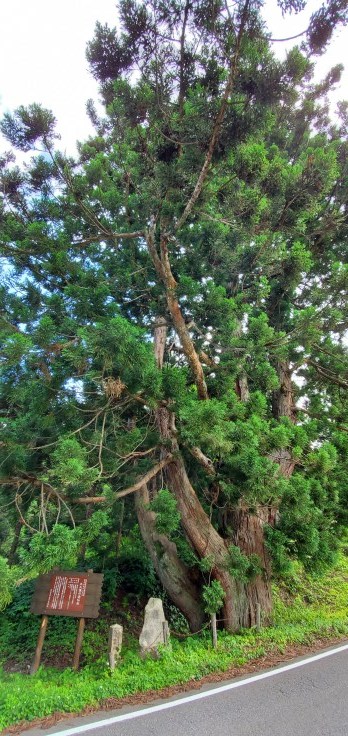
[{"left": 0, "top": 0, "right": 347, "bottom": 632}]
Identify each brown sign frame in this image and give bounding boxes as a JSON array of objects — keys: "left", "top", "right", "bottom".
[
  {"left": 30, "top": 569, "right": 103, "bottom": 674},
  {"left": 31, "top": 570, "right": 103, "bottom": 618}
]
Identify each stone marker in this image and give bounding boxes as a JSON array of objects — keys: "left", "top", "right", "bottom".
[
  {"left": 108, "top": 623, "right": 123, "bottom": 670},
  {"left": 139, "top": 597, "right": 170, "bottom": 655}
]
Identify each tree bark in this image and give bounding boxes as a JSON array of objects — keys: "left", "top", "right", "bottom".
[
  {"left": 131, "top": 315, "right": 204, "bottom": 631},
  {"left": 146, "top": 314, "right": 273, "bottom": 631},
  {"left": 271, "top": 360, "right": 296, "bottom": 477},
  {"left": 135, "top": 484, "right": 204, "bottom": 632},
  {"left": 156, "top": 406, "right": 246, "bottom": 631},
  {"left": 236, "top": 373, "right": 250, "bottom": 403},
  {"left": 154, "top": 316, "right": 167, "bottom": 369},
  {"left": 272, "top": 361, "right": 296, "bottom": 422},
  {"left": 146, "top": 228, "right": 208, "bottom": 399},
  {"left": 229, "top": 505, "right": 275, "bottom": 626}
]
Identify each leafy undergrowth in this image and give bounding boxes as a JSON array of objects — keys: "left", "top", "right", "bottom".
[{"left": 0, "top": 554, "right": 347, "bottom": 731}]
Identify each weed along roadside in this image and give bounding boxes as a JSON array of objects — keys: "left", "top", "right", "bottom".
[{"left": 0, "top": 553, "right": 348, "bottom": 732}]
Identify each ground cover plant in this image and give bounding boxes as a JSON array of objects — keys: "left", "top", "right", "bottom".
[{"left": 0, "top": 551, "right": 347, "bottom": 731}]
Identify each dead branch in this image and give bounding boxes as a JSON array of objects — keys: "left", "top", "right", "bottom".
[{"left": 154, "top": 316, "right": 168, "bottom": 369}]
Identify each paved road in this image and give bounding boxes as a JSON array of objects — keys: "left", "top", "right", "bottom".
[{"left": 23, "top": 644, "right": 348, "bottom": 736}]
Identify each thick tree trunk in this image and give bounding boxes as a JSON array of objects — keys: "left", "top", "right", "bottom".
[
  {"left": 131, "top": 315, "right": 204, "bottom": 631},
  {"left": 236, "top": 372, "right": 250, "bottom": 403},
  {"left": 135, "top": 484, "right": 204, "bottom": 632},
  {"left": 229, "top": 505, "right": 275, "bottom": 626},
  {"left": 156, "top": 406, "right": 245, "bottom": 631},
  {"left": 230, "top": 369, "right": 273, "bottom": 625},
  {"left": 148, "top": 316, "right": 272, "bottom": 631}
]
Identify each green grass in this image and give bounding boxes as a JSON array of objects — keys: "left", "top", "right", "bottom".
[{"left": 0, "top": 554, "right": 347, "bottom": 731}]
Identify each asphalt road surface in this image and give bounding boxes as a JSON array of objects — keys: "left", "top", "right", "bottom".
[{"left": 23, "top": 644, "right": 348, "bottom": 736}]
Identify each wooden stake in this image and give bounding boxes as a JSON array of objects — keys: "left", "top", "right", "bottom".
[
  {"left": 163, "top": 621, "right": 170, "bottom": 645},
  {"left": 211, "top": 613, "right": 218, "bottom": 649},
  {"left": 30, "top": 615, "right": 48, "bottom": 675},
  {"left": 72, "top": 617, "right": 85, "bottom": 670},
  {"left": 256, "top": 602, "right": 261, "bottom": 631}
]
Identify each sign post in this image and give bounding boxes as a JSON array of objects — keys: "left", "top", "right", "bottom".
[
  {"left": 30, "top": 569, "right": 103, "bottom": 674},
  {"left": 72, "top": 617, "right": 86, "bottom": 671},
  {"left": 30, "top": 615, "right": 49, "bottom": 675}
]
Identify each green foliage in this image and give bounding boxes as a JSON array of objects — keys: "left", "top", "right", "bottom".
[
  {"left": 179, "top": 398, "right": 232, "bottom": 455},
  {"left": 0, "top": 558, "right": 18, "bottom": 610},
  {"left": 202, "top": 580, "right": 225, "bottom": 615},
  {"left": 227, "top": 546, "right": 263, "bottom": 583},
  {"left": 0, "top": 0, "right": 347, "bottom": 635},
  {"left": 116, "top": 532, "right": 157, "bottom": 598},
  {"left": 84, "top": 510, "right": 110, "bottom": 542},
  {"left": 1, "top": 332, "right": 33, "bottom": 365},
  {"left": 84, "top": 317, "right": 161, "bottom": 397},
  {"left": 149, "top": 489, "right": 181, "bottom": 536},
  {"left": 0, "top": 104, "right": 57, "bottom": 151},
  {"left": 264, "top": 527, "right": 294, "bottom": 576},
  {"left": 49, "top": 438, "right": 99, "bottom": 493},
  {"left": 19, "top": 526, "right": 82, "bottom": 575},
  {"left": 161, "top": 366, "right": 188, "bottom": 405}
]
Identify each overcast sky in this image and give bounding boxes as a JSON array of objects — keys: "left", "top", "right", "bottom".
[{"left": 0, "top": 0, "right": 347, "bottom": 155}]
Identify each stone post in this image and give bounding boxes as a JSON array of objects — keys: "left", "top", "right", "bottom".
[
  {"left": 108, "top": 623, "right": 123, "bottom": 670},
  {"left": 139, "top": 597, "right": 170, "bottom": 655}
]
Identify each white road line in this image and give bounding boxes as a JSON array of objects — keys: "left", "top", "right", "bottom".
[{"left": 46, "top": 643, "right": 348, "bottom": 736}]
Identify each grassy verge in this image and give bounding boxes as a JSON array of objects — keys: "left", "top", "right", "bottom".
[{"left": 0, "top": 554, "right": 347, "bottom": 731}]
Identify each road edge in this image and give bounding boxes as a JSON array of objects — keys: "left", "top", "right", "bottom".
[{"left": 5, "top": 634, "right": 348, "bottom": 736}]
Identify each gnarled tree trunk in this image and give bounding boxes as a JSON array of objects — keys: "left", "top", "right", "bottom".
[
  {"left": 135, "top": 484, "right": 204, "bottom": 632},
  {"left": 144, "top": 302, "right": 276, "bottom": 631},
  {"left": 229, "top": 505, "right": 275, "bottom": 626},
  {"left": 133, "top": 316, "right": 204, "bottom": 632},
  {"left": 157, "top": 406, "right": 258, "bottom": 631},
  {"left": 228, "top": 370, "right": 273, "bottom": 626}
]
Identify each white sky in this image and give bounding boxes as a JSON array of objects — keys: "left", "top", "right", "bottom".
[{"left": 0, "top": 0, "right": 347, "bottom": 155}]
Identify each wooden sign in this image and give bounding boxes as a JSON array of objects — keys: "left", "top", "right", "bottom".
[
  {"left": 31, "top": 570, "right": 103, "bottom": 618},
  {"left": 30, "top": 569, "right": 103, "bottom": 674}
]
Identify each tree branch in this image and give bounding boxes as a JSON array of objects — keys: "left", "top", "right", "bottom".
[
  {"left": 178, "top": 0, "right": 190, "bottom": 120},
  {"left": 307, "top": 360, "right": 348, "bottom": 390},
  {"left": 145, "top": 218, "right": 166, "bottom": 281},
  {"left": 189, "top": 446, "right": 216, "bottom": 476},
  {"left": 115, "top": 455, "right": 174, "bottom": 498},
  {"left": 175, "top": 0, "right": 250, "bottom": 231},
  {"left": 145, "top": 225, "right": 209, "bottom": 400},
  {"left": 71, "top": 230, "right": 144, "bottom": 248},
  {"left": 269, "top": 30, "right": 307, "bottom": 42}
]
